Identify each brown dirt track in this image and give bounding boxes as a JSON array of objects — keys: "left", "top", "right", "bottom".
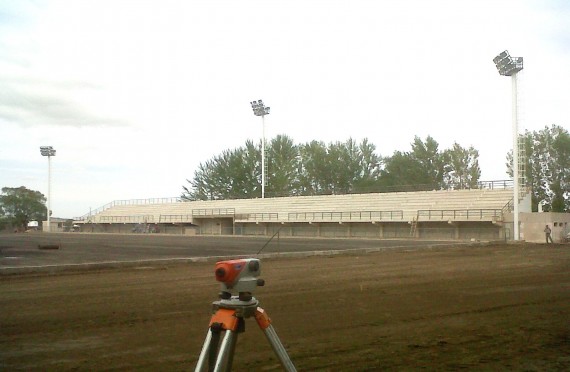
[{"left": 1, "top": 240, "right": 570, "bottom": 371}]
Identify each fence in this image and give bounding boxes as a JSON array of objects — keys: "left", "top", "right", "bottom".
[
  {"left": 417, "top": 209, "right": 503, "bottom": 220},
  {"left": 230, "top": 225, "right": 503, "bottom": 240},
  {"left": 192, "top": 208, "right": 235, "bottom": 217},
  {"left": 75, "top": 179, "right": 516, "bottom": 220},
  {"left": 287, "top": 210, "right": 404, "bottom": 221},
  {"left": 99, "top": 215, "right": 155, "bottom": 223},
  {"left": 159, "top": 214, "right": 193, "bottom": 223},
  {"left": 76, "top": 197, "right": 182, "bottom": 221},
  {"left": 237, "top": 213, "right": 279, "bottom": 221}
]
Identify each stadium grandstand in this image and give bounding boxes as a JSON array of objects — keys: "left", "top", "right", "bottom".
[{"left": 74, "top": 180, "right": 530, "bottom": 241}]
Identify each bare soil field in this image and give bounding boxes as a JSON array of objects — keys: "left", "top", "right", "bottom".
[{"left": 1, "top": 241, "right": 569, "bottom": 371}]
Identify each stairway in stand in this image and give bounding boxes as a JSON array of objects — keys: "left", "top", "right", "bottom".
[{"left": 410, "top": 217, "right": 418, "bottom": 238}]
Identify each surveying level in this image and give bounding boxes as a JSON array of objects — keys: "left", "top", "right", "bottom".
[
  {"left": 214, "top": 258, "right": 265, "bottom": 300},
  {"left": 195, "top": 258, "right": 296, "bottom": 372}
]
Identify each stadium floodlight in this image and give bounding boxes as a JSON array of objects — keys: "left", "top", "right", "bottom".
[
  {"left": 40, "top": 146, "right": 56, "bottom": 232},
  {"left": 250, "top": 99, "right": 270, "bottom": 199},
  {"left": 251, "top": 99, "right": 270, "bottom": 117},
  {"left": 493, "top": 50, "right": 523, "bottom": 76},
  {"left": 493, "top": 50, "right": 523, "bottom": 241}
]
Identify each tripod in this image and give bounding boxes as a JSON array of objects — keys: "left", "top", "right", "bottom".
[{"left": 195, "top": 295, "right": 296, "bottom": 372}]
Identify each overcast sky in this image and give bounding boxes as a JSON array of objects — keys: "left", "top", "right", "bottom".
[{"left": 1, "top": 0, "right": 569, "bottom": 218}]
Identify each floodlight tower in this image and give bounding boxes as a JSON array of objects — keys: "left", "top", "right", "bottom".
[
  {"left": 40, "top": 146, "right": 56, "bottom": 232},
  {"left": 493, "top": 50, "right": 523, "bottom": 241},
  {"left": 250, "top": 99, "right": 270, "bottom": 199}
]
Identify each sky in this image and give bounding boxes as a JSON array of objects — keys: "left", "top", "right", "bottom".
[{"left": 1, "top": 0, "right": 569, "bottom": 219}]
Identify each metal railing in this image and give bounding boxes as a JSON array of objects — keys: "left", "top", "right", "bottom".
[
  {"left": 417, "top": 209, "right": 503, "bottom": 220},
  {"left": 236, "top": 213, "right": 279, "bottom": 221},
  {"left": 475, "top": 179, "right": 513, "bottom": 190},
  {"left": 288, "top": 210, "right": 404, "bottom": 221},
  {"left": 192, "top": 208, "right": 235, "bottom": 217},
  {"left": 159, "top": 214, "right": 194, "bottom": 223},
  {"left": 75, "top": 179, "right": 516, "bottom": 220},
  {"left": 75, "top": 197, "right": 183, "bottom": 220},
  {"left": 99, "top": 215, "right": 155, "bottom": 223}
]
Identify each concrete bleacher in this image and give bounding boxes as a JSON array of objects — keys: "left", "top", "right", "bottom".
[{"left": 82, "top": 188, "right": 514, "bottom": 225}]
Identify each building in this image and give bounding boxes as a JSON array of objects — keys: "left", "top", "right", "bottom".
[{"left": 73, "top": 182, "right": 541, "bottom": 241}]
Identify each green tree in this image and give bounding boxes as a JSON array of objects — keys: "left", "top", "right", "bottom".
[
  {"left": 298, "top": 138, "right": 379, "bottom": 195},
  {"left": 377, "top": 150, "right": 426, "bottom": 191},
  {"left": 550, "top": 126, "right": 570, "bottom": 211},
  {"left": 0, "top": 186, "right": 47, "bottom": 231},
  {"left": 266, "top": 135, "right": 299, "bottom": 197},
  {"left": 182, "top": 135, "right": 485, "bottom": 199},
  {"left": 379, "top": 136, "right": 445, "bottom": 191},
  {"left": 443, "top": 143, "right": 481, "bottom": 189},
  {"left": 410, "top": 136, "right": 445, "bottom": 188},
  {"left": 182, "top": 141, "right": 260, "bottom": 200},
  {"left": 183, "top": 160, "right": 216, "bottom": 200},
  {"left": 507, "top": 124, "right": 569, "bottom": 212},
  {"left": 327, "top": 139, "right": 362, "bottom": 194},
  {"left": 298, "top": 140, "right": 329, "bottom": 195},
  {"left": 352, "top": 138, "right": 382, "bottom": 193}
]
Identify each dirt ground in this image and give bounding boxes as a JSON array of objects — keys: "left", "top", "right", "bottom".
[{"left": 1, "top": 242, "right": 570, "bottom": 371}]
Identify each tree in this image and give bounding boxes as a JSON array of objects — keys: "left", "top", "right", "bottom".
[
  {"left": 0, "top": 186, "right": 47, "bottom": 231},
  {"left": 266, "top": 135, "right": 299, "bottom": 197},
  {"left": 410, "top": 136, "right": 445, "bottom": 188},
  {"left": 352, "top": 138, "right": 382, "bottom": 193},
  {"left": 327, "top": 139, "right": 363, "bottom": 194},
  {"left": 443, "top": 143, "right": 481, "bottom": 189},
  {"left": 550, "top": 126, "right": 570, "bottom": 211},
  {"left": 182, "top": 141, "right": 260, "bottom": 201},
  {"left": 214, "top": 143, "right": 259, "bottom": 199},
  {"left": 378, "top": 136, "right": 445, "bottom": 191},
  {"left": 377, "top": 150, "right": 418, "bottom": 190},
  {"left": 298, "top": 138, "right": 380, "bottom": 195},
  {"left": 182, "top": 134, "right": 486, "bottom": 199},
  {"left": 298, "top": 140, "right": 329, "bottom": 195},
  {"left": 507, "top": 124, "right": 570, "bottom": 212}
]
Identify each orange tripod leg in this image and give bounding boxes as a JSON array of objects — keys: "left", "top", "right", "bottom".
[
  {"left": 196, "top": 308, "right": 243, "bottom": 372},
  {"left": 210, "top": 308, "right": 239, "bottom": 331},
  {"left": 254, "top": 307, "right": 297, "bottom": 372}
]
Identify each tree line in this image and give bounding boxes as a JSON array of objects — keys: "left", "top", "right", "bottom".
[
  {"left": 0, "top": 186, "right": 46, "bottom": 231},
  {"left": 1, "top": 125, "right": 568, "bottom": 230},
  {"left": 182, "top": 125, "right": 569, "bottom": 212},
  {"left": 182, "top": 134, "right": 482, "bottom": 197},
  {"left": 511, "top": 124, "right": 570, "bottom": 212}
]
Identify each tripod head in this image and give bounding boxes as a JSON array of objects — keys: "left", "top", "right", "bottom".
[{"left": 215, "top": 258, "right": 265, "bottom": 301}]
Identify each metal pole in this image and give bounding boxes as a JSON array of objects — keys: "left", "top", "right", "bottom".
[
  {"left": 512, "top": 73, "right": 519, "bottom": 241},
  {"left": 262, "top": 325, "right": 297, "bottom": 372},
  {"left": 195, "top": 330, "right": 213, "bottom": 372},
  {"left": 47, "top": 154, "right": 52, "bottom": 232},
  {"left": 214, "top": 330, "right": 237, "bottom": 372},
  {"left": 262, "top": 115, "right": 265, "bottom": 199}
]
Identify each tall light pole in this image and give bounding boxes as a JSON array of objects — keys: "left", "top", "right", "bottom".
[
  {"left": 250, "top": 99, "right": 270, "bottom": 199},
  {"left": 40, "top": 146, "right": 56, "bottom": 232},
  {"left": 493, "top": 50, "right": 523, "bottom": 241}
]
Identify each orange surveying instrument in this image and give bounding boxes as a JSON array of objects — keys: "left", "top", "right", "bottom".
[{"left": 194, "top": 258, "right": 296, "bottom": 372}]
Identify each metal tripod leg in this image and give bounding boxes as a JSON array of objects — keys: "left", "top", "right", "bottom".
[
  {"left": 255, "top": 307, "right": 297, "bottom": 372},
  {"left": 196, "top": 299, "right": 296, "bottom": 371},
  {"left": 195, "top": 308, "right": 242, "bottom": 372},
  {"left": 208, "top": 330, "right": 222, "bottom": 371},
  {"left": 213, "top": 329, "right": 238, "bottom": 372},
  {"left": 195, "top": 328, "right": 212, "bottom": 372},
  {"left": 195, "top": 326, "right": 219, "bottom": 372}
]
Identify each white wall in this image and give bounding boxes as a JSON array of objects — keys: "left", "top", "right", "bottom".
[{"left": 520, "top": 212, "right": 570, "bottom": 243}]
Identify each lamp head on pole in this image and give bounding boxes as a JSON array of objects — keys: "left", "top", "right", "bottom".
[
  {"left": 40, "top": 146, "right": 56, "bottom": 157},
  {"left": 250, "top": 99, "right": 270, "bottom": 117},
  {"left": 493, "top": 50, "right": 523, "bottom": 76}
]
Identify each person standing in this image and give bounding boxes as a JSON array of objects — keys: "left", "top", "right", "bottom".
[{"left": 544, "top": 224, "right": 554, "bottom": 244}]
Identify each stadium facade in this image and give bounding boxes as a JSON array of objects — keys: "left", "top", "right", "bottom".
[{"left": 72, "top": 181, "right": 550, "bottom": 241}]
